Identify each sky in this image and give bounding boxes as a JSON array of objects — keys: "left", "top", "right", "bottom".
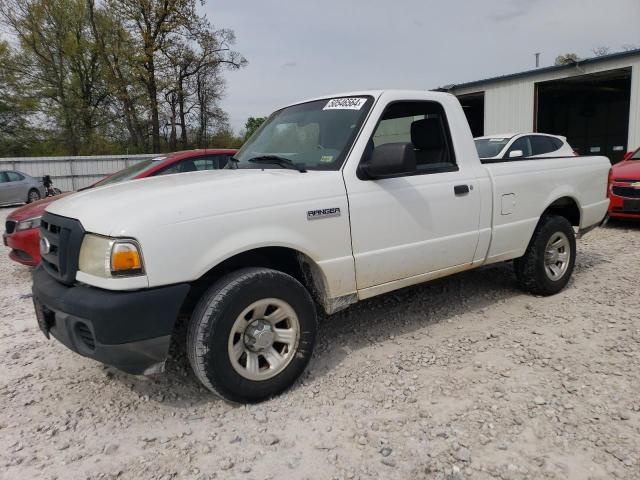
[{"left": 204, "top": 0, "right": 640, "bottom": 132}]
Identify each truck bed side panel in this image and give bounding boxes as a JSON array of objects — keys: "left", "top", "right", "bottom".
[{"left": 483, "top": 156, "right": 610, "bottom": 264}]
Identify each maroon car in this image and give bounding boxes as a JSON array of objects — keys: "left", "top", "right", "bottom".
[{"left": 3, "top": 149, "right": 237, "bottom": 266}]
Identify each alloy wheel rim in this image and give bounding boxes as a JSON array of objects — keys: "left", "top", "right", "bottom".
[
  {"left": 228, "top": 298, "right": 300, "bottom": 381},
  {"left": 29, "top": 191, "right": 39, "bottom": 202},
  {"left": 544, "top": 232, "right": 570, "bottom": 281}
]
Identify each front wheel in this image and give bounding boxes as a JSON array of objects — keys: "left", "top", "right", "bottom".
[
  {"left": 514, "top": 215, "right": 576, "bottom": 296},
  {"left": 187, "top": 267, "right": 317, "bottom": 403}
]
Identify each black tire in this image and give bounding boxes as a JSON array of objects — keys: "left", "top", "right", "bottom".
[
  {"left": 514, "top": 215, "right": 576, "bottom": 296},
  {"left": 27, "top": 189, "right": 40, "bottom": 203},
  {"left": 187, "top": 267, "right": 317, "bottom": 403}
]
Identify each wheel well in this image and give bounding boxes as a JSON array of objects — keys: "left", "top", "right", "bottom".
[
  {"left": 180, "top": 247, "right": 329, "bottom": 317},
  {"left": 543, "top": 197, "right": 580, "bottom": 226}
]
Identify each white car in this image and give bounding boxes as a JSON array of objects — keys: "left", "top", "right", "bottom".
[
  {"left": 32, "top": 90, "right": 610, "bottom": 403},
  {"left": 474, "top": 133, "right": 575, "bottom": 162}
]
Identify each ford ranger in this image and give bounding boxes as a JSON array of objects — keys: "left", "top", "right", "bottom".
[{"left": 31, "top": 90, "right": 611, "bottom": 403}]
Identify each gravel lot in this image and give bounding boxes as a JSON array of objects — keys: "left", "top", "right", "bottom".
[{"left": 1, "top": 205, "right": 639, "bottom": 480}]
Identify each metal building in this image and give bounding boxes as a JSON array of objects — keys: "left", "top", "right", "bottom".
[{"left": 443, "top": 49, "right": 640, "bottom": 163}]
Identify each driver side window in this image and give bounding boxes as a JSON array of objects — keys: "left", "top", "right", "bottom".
[{"left": 367, "top": 101, "right": 457, "bottom": 175}]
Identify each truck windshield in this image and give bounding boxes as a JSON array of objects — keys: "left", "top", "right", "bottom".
[
  {"left": 231, "top": 96, "right": 374, "bottom": 171},
  {"left": 474, "top": 138, "right": 510, "bottom": 158}
]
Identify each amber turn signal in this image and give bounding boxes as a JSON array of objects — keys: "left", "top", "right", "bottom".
[{"left": 111, "top": 241, "right": 143, "bottom": 275}]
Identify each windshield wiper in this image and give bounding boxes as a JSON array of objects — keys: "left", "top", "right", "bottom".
[{"left": 248, "top": 155, "right": 307, "bottom": 173}]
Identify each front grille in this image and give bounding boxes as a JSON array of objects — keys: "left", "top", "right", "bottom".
[
  {"left": 40, "top": 212, "right": 85, "bottom": 285},
  {"left": 5, "top": 220, "right": 16, "bottom": 234},
  {"left": 612, "top": 186, "right": 640, "bottom": 199},
  {"left": 74, "top": 323, "right": 96, "bottom": 351}
]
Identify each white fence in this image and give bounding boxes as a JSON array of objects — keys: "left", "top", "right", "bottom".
[{"left": 0, "top": 154, "right": 157, "bottom": 191}]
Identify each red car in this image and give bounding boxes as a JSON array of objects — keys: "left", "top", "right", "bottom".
[
  {"left": 608, "top": 147, "right": 640, "bottom": 219},
  {"left": 3, "top": 149, "right": 236, "bottom": 266}
]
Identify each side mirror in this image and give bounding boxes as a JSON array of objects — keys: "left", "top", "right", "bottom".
[
  {"left": 508, "top": 149, "right": 524, "bottom": 159},
  {"left": 358, "top": 143, "right": 416, "bottom": 179}
]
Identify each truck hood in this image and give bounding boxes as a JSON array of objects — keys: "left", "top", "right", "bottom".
[
  {"left": 611, "top": 160, "right": 640, "bottom": 180},
  {"left": 46, "top": 169, "right": 343, "bottom": 235}
]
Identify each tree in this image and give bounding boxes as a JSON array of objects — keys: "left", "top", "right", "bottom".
[
  {"left": 554, "top": 53, "right": 579, "bottom": 65},
  {"left": 244, "top": 116, "right": 267, "bottom": 140},
  {"left": 87, "top": 0, "right": 148, "bottom": 151},
  {"left": 207, "top": 126, "right": 243, "bottom": 149},
  {"left": 0, "top": 0, "right": 246, "bottom": 155},
  {"left": 102, "top": 0, "right": 199, "bottom": 152},
  {"left": 162, "top": 27, "right": 245, "bottom": 149},
  {"left": 1, "top": 0, "right": 110, "bottom": 154},
  {"left": 193, "top": 63, "right": 228, "bottom": 147},
  {"left": 0, "top": 40, "right": 36, "bottom": 154}
]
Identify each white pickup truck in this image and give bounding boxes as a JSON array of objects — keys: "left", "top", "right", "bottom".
[{"left": 32, "top": 90, "right": 610, "bottom": 403}]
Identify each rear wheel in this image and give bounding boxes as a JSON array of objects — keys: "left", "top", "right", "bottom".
[
  {"left": 27, "top": 189, "right": 40, "bottom": 203},
  {"left": 514, "top": 215, "right": 576, "bottom": 296},
  {"left": 187, "top": 267, "right": 317, "bottom": 403}
]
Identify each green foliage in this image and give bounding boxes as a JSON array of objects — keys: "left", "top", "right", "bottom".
[
  {"left": 244, "top": 116, "right": 267, "bottom": 140},
  {"left": 0, "top": 0, "right": 246, "bottom": 156},
  {"left": 0, "top": 40, "right": 38, "bottom": 155},
  {"left": 207, "top": 128, "right": 244, "bottom": 149}
]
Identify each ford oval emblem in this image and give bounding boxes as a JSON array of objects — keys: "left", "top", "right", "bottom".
[{"left": 40, "top": 236, "right": 51, "bottom": 256}]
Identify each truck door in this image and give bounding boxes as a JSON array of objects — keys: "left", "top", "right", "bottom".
[{"left": 343, "top": 100, "right": 481, "bottom": 290}]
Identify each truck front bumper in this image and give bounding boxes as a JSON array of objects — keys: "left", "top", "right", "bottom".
[{"left": 31, "top": 266, "right": 190, "bottom": 375}]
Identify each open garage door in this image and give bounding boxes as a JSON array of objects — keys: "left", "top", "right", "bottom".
[
  {"left": 457, "top": 92, "right": 484, "bottom": 138},
  {"left": 536, "top": 68, "right": 631, "bottom": 163}
]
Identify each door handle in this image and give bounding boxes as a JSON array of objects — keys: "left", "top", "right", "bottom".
[{"left": 454, "top": 184, "right": 470, "bottom": 195}]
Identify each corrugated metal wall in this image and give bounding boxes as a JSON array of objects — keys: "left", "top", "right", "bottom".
[
  {"left": 450, "top": 55, "right": 640, "bottom": 150},
  {"left": 483, "top": 79, "right": 535, "bottom": 134},
  {"left": 0, "top": 154, "right": 156, "bottom": 191}
]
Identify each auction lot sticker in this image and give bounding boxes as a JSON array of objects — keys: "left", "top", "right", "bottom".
[{"left": 323, "top": 97, "right": 367, "bottom": 110}]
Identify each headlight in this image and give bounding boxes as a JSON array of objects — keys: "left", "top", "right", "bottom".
[
  {"left": 15, "top": 216, "right": 41, "bottom": 231},
  {"left": 78, "top": 234, "right": 145, "bottom": 278}
]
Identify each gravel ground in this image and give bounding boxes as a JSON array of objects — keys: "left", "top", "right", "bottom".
[{"left": 1, "top": 205, "right": 639, "bottom": 480}]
